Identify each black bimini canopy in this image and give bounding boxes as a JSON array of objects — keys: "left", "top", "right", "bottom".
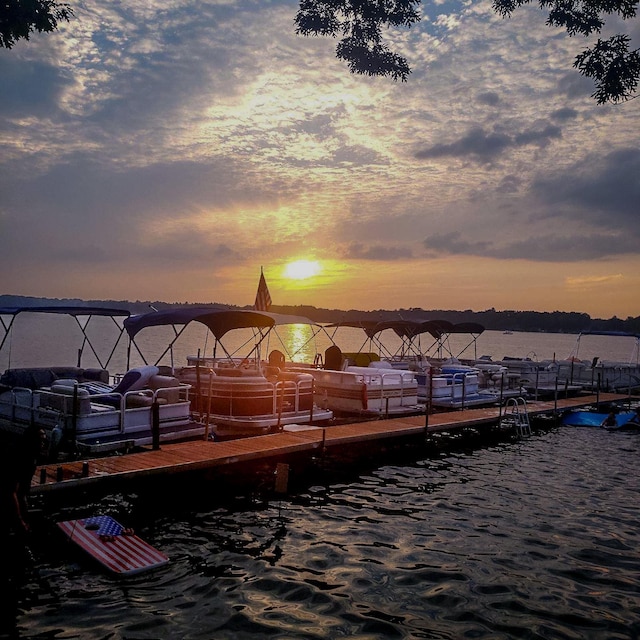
[
  {"left": 368, "top": 320, "right": 424, "bottom": 339},
  {"left": 450, "top": 322, "right": 485, "bottom": 335},
  {"left": 123, "top": 308, "right": 323, "bottom": 341},
  {"left": 578, "top": 330, "right": 640, "bottom": 339},
  {"left": 0, "top": 306, "right": 131, "bottom": 369},
  {"left": 0, "top": 306, "right": 130, "bottom": 318},
  {"left": 123, "top": 308, "right": 324, "bottom": 367},
  {"left": 124, "top": 308, "right": 276, "bottom": 341}
]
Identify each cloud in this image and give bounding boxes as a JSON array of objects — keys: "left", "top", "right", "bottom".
[
  {"left": 423, "top": 230, "right": 638, "bottom": 262},
  {"left": 0, "top": 58, "right": 71, "bottom": 117},
  {"left": 476, "top": 91, "right": 501, "bottom": 106},
  {"left": 532, "top": 147, "right": 640, "bottom": 222},
  {"left": 414, "top": 124, "right": 562, "bottom": 163},
  {"left": 423, "top": 232, "right": 492, "bottom": 257},
  {"left": 550, "top": 107, "right": 578, "bottom": 122},
  {"left": 0, "top": 0, "right": 639, "bottom": 315},
  {"left": 341, "top": 243, "right": 414, "bottom": 261},
  {"left": 566, "top": 274, "right": 623, "bottom": 287}
]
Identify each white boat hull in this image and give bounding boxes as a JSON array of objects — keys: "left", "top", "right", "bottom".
[
  {"left": 0, "top": 374, "right": 200, "bottom": 453},
  {"left": 310, "top": 366, "right": 420, "bottom": 416}
]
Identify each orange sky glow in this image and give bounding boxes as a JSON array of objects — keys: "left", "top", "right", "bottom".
[{"left": 1, "top": 1, "right": 639, "bottom": 320}]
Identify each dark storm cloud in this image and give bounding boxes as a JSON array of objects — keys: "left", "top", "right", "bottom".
[
  {"left": 414, "top": 124, "right": 562, "bottom": 163},
  {"left": 415, "top": 127, "right": 511, "bottom": 162}
]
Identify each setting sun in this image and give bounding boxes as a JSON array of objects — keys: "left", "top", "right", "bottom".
[{"left": 283, "top": 260, "right": 321, "bottom": 280}]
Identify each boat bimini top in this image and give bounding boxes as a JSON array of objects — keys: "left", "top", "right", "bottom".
[
  {"left": 327, "top": 318, "right": 485, "bottom": 362},
  {"left": 0, "top": 305, "right": 131, "bottom": 370},
  {"left": 124, "top": 308, "right": 329, "bottom": 369}
]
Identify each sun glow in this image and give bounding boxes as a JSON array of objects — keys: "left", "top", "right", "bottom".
[{"left": 283, "top": 260, "right": 321, "bottom": 280}]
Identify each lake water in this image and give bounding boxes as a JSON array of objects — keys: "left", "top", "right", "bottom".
[
  {"left": 2, "top": 312, "right": 639, "bottom": 373},
  {"left": 6, "top": 426, "right": 640, "bottom": 639},
  {"left": 2, "top": 315, "right": 640, "bottom": 639}
]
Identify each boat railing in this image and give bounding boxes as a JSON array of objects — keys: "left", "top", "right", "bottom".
[
  {"left": 0, "top": 385, "right": 38, "bottom": 427},
  {"left": 315, "top": 366, "right": 418, "bottom": 408},
  {"left": 426, "top": 371, "right": 479, "bottom": 410},
  {"left": 185, "top": 367, "right": 314, "bottom": 418},
  {"left": 27, "top": 380, "right": 191, "bottom": 433},
  {"left": 272, "top": 377, "right": 309, "bottom": 414}
]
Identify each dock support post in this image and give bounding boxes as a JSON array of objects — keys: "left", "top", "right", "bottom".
[
  {"left": 71, "top": 384, "right": 79, "bottom": 457},
  {"left": 275, "top": 463, "right": 289, "bottom": 494},
  {"left": 152, "top": 401, "right": 160, "bottom": 450}
]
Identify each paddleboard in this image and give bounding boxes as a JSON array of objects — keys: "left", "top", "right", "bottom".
[{"left": 57, "top": 515, "right": 169, "bottom": 575}]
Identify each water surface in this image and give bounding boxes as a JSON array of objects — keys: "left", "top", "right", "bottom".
[{"left": 7, "top": 425, "right": 640, "bottom": 639}]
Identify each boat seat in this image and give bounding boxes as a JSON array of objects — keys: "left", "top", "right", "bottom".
[
  {"left": 112, "top": 365, "right": 159, "bottom": 395},
  {"left": 44, "top": 383, "right": 92, "bottom": 416},
  {"left": 269, "top": 350, "right": 285, "bottom": 368},
  {"left": 342, "top": 352, "right": 380, "bottom": 367},
  {"left": 215, "top": 368, "right": 261, "bottom": 377},
  {"left": 148, "top": 374, "right": 181, "bottom": 403},
  {"left": 125, "top": 393, "right": 165, "bottom": 408},
  {"left": 324, "top": 345, "right": 343, "bottom": 371}
]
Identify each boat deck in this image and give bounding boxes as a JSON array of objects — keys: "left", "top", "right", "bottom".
[{"left": 31, "top": 393, "right": 633, "bottom": 495}]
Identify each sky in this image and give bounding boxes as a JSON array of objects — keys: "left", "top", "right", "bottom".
[{"left": 1, "top": 0, "right": 639, "bottom": 319}]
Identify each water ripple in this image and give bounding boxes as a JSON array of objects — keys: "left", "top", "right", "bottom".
[{"left": 7, "top": 427, "right": 640, "bottom": 639}]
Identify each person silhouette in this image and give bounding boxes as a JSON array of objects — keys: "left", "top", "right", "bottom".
[{"left": 1, "top": 425, "right": 47, "bottom": 536}]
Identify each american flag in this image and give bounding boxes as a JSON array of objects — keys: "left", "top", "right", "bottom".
[
  {"left": 58, "top": 516, "right": 169, "bottom": 575},
  {"left": 254, "top": 268, "right": 272, "bottom": 311}
]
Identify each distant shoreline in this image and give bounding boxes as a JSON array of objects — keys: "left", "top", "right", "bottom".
[{"left": 1, "top": 294, "right": 639, "bottom": 336}]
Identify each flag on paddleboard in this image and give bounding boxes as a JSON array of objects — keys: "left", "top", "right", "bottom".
[
  {"left": 254, "top": 268, "right": 272, "bottom": 311},
  {"left": 58, "top": 515, "right": 169, "bottom": 576}
]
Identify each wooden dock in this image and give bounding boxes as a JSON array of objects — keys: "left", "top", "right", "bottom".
[{"left": 30, "top": 393, "right": 632, "bottom": 496}]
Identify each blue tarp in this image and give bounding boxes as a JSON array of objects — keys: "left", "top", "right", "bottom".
[{"left": 562, "top": 411, "right": 638, "bottom": 428}]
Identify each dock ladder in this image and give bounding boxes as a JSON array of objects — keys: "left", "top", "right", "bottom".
[{"left": 500, "top": 397, "right": 531, "bottom": 437}]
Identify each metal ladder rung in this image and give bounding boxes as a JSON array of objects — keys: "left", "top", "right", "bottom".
[{"left": 501, "top": 396, "right": 531, "bottom": 437}]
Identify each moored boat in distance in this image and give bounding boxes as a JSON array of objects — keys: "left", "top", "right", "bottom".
[
  {"left": 317, "top": 319, "right": 516, "bottom": 413},
  {"left": 559, "top": 331, "right": 640, "bottom": 393}
]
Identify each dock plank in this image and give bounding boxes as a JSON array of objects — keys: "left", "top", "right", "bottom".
[{"left": 31, "top": 393, "right": 632, "bottom": 495}]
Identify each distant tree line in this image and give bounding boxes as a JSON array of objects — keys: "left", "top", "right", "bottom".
[
  {"left": 2, "top": 295, "right": 639, "bottom": 335},
  {"left": 271, "top": 305, "right": 640, "bottom": 335}
]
